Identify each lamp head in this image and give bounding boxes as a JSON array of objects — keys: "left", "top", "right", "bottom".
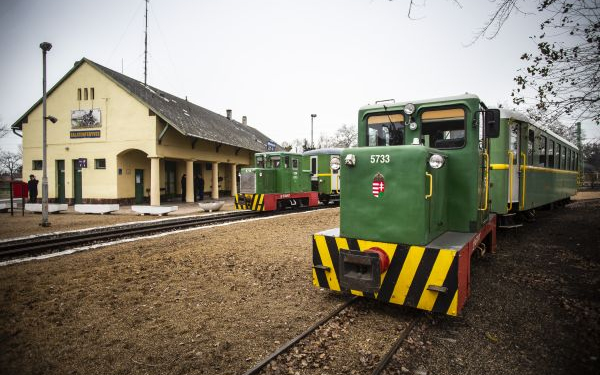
[
  {"left": 311, "top": 114, "right": 317, "bottom": 118},
  {"left": 40, "top": 42, "right": 52, "bottom": 52},
  {"left": 46, "top": 116, "right": 58, "bottom": 124}
]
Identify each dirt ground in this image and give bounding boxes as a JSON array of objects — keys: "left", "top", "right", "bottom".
[{"left": 0, "top": 196, "right": 599, "bottom": 375}]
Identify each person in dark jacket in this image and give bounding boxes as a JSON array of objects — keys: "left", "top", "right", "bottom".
[
  {"left": 27, "top": 174, "right": 38, "bottom": 203},
  {"left": 195, "top": 173, "right": 204, "bottom": 201},
  {"left": 181, "top": 174, "right": 187, "bottom": 202}
]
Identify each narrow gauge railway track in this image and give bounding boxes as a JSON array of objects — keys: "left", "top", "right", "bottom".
[
  {"left": 242, "top": 297, "right": 420, "bottom": 375},
  {"left": 0, "top": 206, "right": 331, "bottom": 260}
]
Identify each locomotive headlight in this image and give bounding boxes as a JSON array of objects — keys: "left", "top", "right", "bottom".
[
  {"left": 330, "top": 156, "right": 341, "bottom": 171},
  {"left": 345, "top": 154, "right": 356, "bottom": 166},
  {"left": 403, "top": 103, "right": 415, "bottom": 115},
  {"left": 429, "top": 154, "right": 445, "bottom": 169},
  {"left": 409, "top": 122, "right": 418, "bottom": 131}
]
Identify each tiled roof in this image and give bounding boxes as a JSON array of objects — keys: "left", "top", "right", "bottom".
[{"left": 12, "top": 58, "right": 280, "bottom": 153}]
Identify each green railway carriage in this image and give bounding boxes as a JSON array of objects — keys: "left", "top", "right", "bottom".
[
  {"left": 488, "top": 110, "right": 578, "bottom": 222},
  {"left": 302, "top": 148, "right": 343, "bottom": 204},
  {"left": 235, "top": 152, "right": 319, "bottom": 211},
  {"left": 312, "top": 94, "right": 501, "bottom": 316}
]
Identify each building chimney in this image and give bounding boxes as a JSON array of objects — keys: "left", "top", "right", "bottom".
[
  {"left": 242, "top": 116, "right": 247, "bottom": 125},
  {"left": 226, "top": 109, "right": 232, "bottom": 120}
]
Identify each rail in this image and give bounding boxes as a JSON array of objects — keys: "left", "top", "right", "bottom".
[{"left": 0, "top": 206, "right": 332, "bottom": 261}]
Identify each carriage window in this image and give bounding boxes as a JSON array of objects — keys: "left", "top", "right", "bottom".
[
  {"left": 256, "top": 156, "right": 265, "bottom": 168},
  {"left": 556, "top": 144, "right": 562, "bottom": 169},
  {"left": 539, "top": 135, "right": 547, "bottom": 167},
  {"left": 271, "top": 156, "right": 281, "bottom": 168},
  {"left": 292, "top": 158, "right": 298, "bottom": 169},
  {"left": 548, "top": 140, "right": 554, "bottom": 168},
  {"left": 421, "top": 108, "right": 466, "bottom": 149},
  {"left": 527, "top": 130, "right": 535, "bottom": 165},
  {"left": 367, "top": 113, "right": 404, "bottom": 146},
  {"left": 561, "top": 146, "right": 567, "bottom": 170}
]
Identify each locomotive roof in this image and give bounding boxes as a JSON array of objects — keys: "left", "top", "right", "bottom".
[
  {"left": 499, "top": 109, "right": 578, "bottom": 150},
  {"left": 359, "top": 94, "right": 480, "bottom": 111},
  {"left": 255, "top": 151, "right": 303, "bottom": 157},
  {"left": 302, "top": 148, "right": 343, "bottom": 156}
]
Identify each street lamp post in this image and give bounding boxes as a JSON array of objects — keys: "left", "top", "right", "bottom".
[
  {"left": 40, "top": 42, "right": 52, "bottom": 227},
  {"left": 310, "top": 114, "right": 317, "bottom": 149}
]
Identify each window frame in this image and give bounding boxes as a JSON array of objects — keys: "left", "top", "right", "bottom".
[
  {"left": 418, "top": 105, "right": 468, "bottom": 150},
  {"left": 32, "top": 160, "right": 43, "bottom": 170},
  {"left": 94, "top": 158, "right": 106, "bottom": 170},
  {"left": 365, "top": 111, "right": 406, "bottom": 147}
]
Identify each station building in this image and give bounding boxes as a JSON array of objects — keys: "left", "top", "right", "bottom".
[{"left": 11, "top": 58, "right": 279, "bottom": 206}]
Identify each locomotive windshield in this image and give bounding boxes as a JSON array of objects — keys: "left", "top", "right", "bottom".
[
  {"left": 367, "top": 113, "right": 405, "bottom": 146},
  {"left": 256, "top": 156, "right": 265, "bottom": 168},
  {"left": 420, "top": 108, "right": 466, "bottom": 149}
]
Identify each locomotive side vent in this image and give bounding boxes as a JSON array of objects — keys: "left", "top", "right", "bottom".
[{"left": 239, "top": 171, "right": 256, "bottom": 194}]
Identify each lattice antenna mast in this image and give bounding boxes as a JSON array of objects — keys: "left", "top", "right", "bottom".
[{"left": 144, "top": 0, "right": 149, "bottom": 85}]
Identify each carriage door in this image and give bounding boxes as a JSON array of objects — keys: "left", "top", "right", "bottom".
[
  {"left": 508, "top": 122, "right": 521, "bottom": 206},
  {"left": 310, "top": 156, "right": 318, "bottom": 191},
  {"left": 330, "top": 155, "right": 340, "bottom": 193}
]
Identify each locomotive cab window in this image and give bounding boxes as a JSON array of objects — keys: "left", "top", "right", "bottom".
[
  {"left": 366, "top": 113, "right": 404, "bottom": 146},
  {"left": 420, "top": 108, "right": 466, "bottom": 149},
  {"left": 271, "top": 156, "right": 281, "bottom": 168},
  {"left": 284, "top": 156, "right": 290, "bottom": 169},
  {"left": 292, "top": 158, "right": 298, "bottom": 169},
  {"left": 256, "top": 156, "right": 265, "bottom": 168}
]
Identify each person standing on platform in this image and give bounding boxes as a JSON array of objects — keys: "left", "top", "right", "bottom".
[
  {"left": 27, "top": 175, "right": 38, "bottom": 203},
  {"left": 196, "top": 173, "right": 204, "bottom": 201},
  {"left": 181, "top": 174, "right": 187, "bottom": 202}
]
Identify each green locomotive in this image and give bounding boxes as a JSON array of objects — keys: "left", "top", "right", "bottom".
[
  {"left": 235, "top": 152, "right": 319, "bottom": 211},
  {"left": 312, "top": 94, "right": 579, "bottom": 316},
  {"left": 303, "top": 148, "right": 343, "bottom": 205}
]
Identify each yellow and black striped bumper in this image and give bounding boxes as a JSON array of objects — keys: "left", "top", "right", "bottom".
[
  {"left": 312, "top": 231, "right": 460, "bottom": 316},
  {"left": 235, "top": 193, "right": 265, "bottom": 211}
]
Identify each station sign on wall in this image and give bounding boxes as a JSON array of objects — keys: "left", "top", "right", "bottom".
[
  {"left": 71, "top": 109, "right": 101, "bottom": 128},
  {"left": 70, "top": 130, "right": 101, "bottom": 139}
]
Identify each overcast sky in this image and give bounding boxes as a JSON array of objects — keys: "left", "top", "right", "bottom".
[{"left": 1, "top": 0, "right": 598, "bottom": 153}]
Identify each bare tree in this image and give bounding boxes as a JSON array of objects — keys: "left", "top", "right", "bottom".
[
  {"left": 0, "top": 117, "right": 9, "bottom": 139},
  {"left": 524, "top": 107, "right": 579, "bottom": 143},
  {"left": 397, "top": 0, "right": 599, "bottom": 125},
  {"left": 330, "top": 124, "right": 358, "bottom": 148},
  {"left": 0, "top": 150, "right": 22, "bottom": 180},
  {"left": 512, "top": 0, "right": 600, "bottom": 125}
]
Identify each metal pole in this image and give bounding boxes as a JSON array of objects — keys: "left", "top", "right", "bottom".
[
  {"left": 144, "top": 0, "right": 149, "bottom": 85},
  {"left": 310, "top": 114, "right": 316, "bottom": 149},
  {"left": 40, "top": 42, "right": 52, "bottom": 227}
]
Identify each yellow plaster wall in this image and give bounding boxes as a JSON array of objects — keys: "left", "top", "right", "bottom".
[
  {"left": 20, "top": 60, "right": 258, "bottom": 201},
  {"left": 22, "top": 62, "right": 157, "bottom": 200}
]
